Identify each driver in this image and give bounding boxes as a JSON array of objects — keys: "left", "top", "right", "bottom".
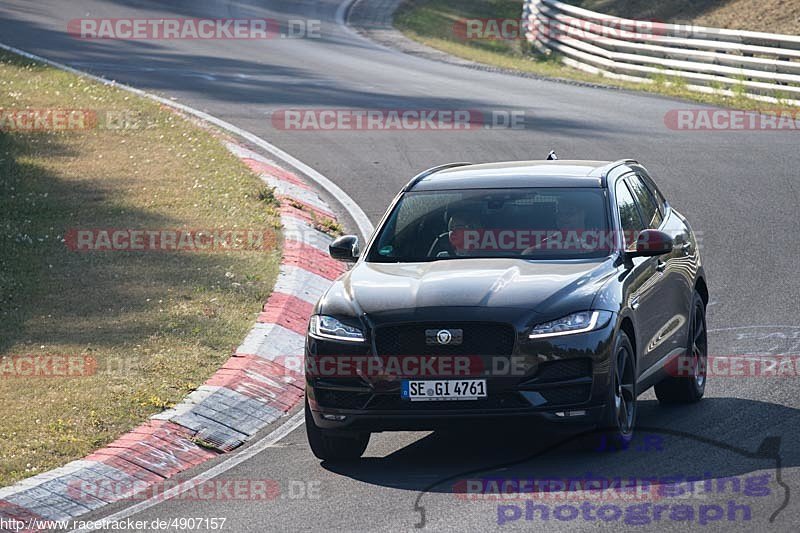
[{"left": 427, "top": 207, "right": 480, "bottom": 258}]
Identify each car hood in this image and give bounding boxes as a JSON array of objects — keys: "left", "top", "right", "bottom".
[{"left": 317, "top": 258, "right": 617, "bottom": 317}]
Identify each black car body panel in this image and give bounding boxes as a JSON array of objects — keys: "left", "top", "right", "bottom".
[{"left": 306, "top": 160, "right": 707, "bottom": 432}]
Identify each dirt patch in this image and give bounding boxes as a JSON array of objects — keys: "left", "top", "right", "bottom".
[{"left": 570, "top": 0, "right": 800, "bottom": 35}]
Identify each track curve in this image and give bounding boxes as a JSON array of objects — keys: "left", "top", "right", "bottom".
[{"left": 0, "top": 1, "right": 798, "bottom": 531}]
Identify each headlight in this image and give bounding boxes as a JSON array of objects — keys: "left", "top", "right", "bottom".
[
  {"left": 309, "top": 315, "right": 366, "bottom": 342},
  {"left": 529, "top": 311, "right": 612, "bottom": 339}
]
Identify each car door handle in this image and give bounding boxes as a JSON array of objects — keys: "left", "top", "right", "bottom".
[{"left": 656, "top": 260, "right": 667, "bottom": 272}]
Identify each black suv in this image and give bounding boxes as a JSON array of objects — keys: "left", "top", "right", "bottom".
[{"left": 305, "top": 158, "right": 708, "bottom": 461}]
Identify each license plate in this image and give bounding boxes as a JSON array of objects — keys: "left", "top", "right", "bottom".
[{"left": 401, "top": 379, "right": 487, "bottom": 401}]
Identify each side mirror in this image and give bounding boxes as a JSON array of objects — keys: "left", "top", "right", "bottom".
[
  {"left": 329, "top": 235, "right": 360, "bottom": 262},
  {"left": 631, "top": 229, "right": 673, "bottom": 257}
]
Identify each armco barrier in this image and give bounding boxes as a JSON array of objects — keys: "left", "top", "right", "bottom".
[{"left": 523, "top": 0, "right": 800, "bottom": 106}]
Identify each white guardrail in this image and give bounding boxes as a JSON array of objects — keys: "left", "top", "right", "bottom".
[{"left": 523, "top": 0, "right": 800, "bottom": 106}]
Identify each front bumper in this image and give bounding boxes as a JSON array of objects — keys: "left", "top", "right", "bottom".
[
  {"left": 307, "top": 403, "right": 609, "bottom": 431},
  {"left": 305, "top": 312, "right": 617, "bottom": 432}
]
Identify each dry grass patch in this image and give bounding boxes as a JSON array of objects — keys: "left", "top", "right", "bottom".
[
  {"left": 0, "top": 51, "right": 281, "bottom": 486},
  {"left": 569, "top": 0, "right": 800, "bottom": 35}
]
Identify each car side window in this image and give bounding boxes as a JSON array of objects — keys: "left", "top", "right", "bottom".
[
  {"left": 636, "top": 169, "right": 668, "bottom": 215},
  {"left": 627, "top": 174, "right": 663, "bottom": 228},
  {"left": 615, "top": 179, "right": 645, "bottom": 250}
]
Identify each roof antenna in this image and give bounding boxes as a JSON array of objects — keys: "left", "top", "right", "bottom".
[{"left": 547, "top": 150, "right": 558, "bottom": 161}]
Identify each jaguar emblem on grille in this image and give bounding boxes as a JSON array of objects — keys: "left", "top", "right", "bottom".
[
  {"left": 436, "top": 330, "right": 452, "bottom": 345},
  {"left": 425, "top": 328, "right": 463, "bottom": 346}
]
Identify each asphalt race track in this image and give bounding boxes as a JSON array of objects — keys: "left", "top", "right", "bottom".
[{"left": 0, "top": 0, "right": 798, "bottom": 531}]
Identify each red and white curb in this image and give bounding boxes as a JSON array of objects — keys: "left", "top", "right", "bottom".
[{"left": 0, "top": 142, "right": 346, "bottom": 530}]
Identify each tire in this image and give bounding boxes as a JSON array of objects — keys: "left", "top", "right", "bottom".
[
  {"left": 305, "top": 398, "right": 369, "bottom": 462},
  {"left": 655, "top": 291, "right": 707, "bottom": 404},
  {"left": 580, "top": 330, "right": 637, "bottom": 452}
]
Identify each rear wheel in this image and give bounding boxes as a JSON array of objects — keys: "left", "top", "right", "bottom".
[
  {"left": 305, "top": 398, "right": 369, "bottom": 462},
  {"left": 581, "top": 331, "right": 637, "bottom": 452},
  {"left": 655, "top": 291, "right": 707, "bottom": 404}
]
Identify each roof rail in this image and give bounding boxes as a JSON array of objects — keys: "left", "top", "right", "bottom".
[
  {"left": 594, "top": 159, "right": 639, "bottom": 186},
  {"left": 605, "top": 159, "right": 639, "bottom": 173},
  {"left": 403, "top": 162, "right": 473, "bottom": 191}
]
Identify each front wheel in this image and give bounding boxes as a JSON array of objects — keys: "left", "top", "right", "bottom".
[
  {"left": 580, "top": 331, "right": 637, "bottom": 452},
  {"left": 655, "top": 291, "right": 707, "bottom": 404},
  {"left": 305, "top": 398, "right": 369, "bottom": 462}
]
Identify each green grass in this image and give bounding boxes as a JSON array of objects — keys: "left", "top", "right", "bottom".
[
  {"left": 0, "top": 51, "right": 282, "bottom": 486},
  {"left": 314, "top": 218, "right": 344, "bottom": 238},
  {"left": 393, "top": 0, "right": 800, "bottom": 113}
]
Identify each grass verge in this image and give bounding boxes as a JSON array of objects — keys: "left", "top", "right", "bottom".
[
  {"left": 0, "top": 50, "right": 281, "bottom": 486},
  {"left": 393, "top": 0, "right": 800, "bottom": 113}
]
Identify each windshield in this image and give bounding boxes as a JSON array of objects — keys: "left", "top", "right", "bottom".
[{"left": 367, "top": 188, "right": 612, "bottom": 262}]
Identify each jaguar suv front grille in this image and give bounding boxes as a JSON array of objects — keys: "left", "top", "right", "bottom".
[{"left": 374, "top": 322, "right": 516, "bottom": 357}]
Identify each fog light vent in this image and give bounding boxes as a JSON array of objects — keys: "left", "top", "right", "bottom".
[{"left": 555, "top": 410, "right": 587, "bottom": 418}]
